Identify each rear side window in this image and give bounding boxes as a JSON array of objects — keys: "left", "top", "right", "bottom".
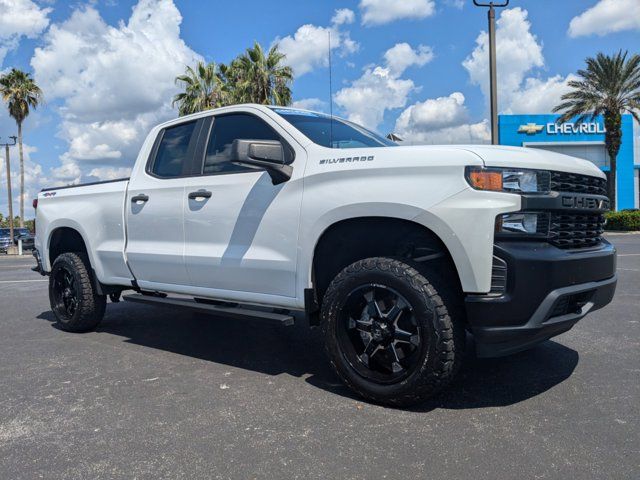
[
  {"left": 151, "top": 121, "right": 197, "bottom": 177},
  {"left": 203, "top": 114, "right": 281, "bottom": 175}
]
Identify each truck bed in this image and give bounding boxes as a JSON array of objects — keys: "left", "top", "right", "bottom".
[{"left": 35, "top": 178, "right": 133, "bottom": 286}]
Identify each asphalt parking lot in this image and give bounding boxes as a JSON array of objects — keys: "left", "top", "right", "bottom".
[{"left": 1, "top": 234, "right": 638, "bottom": 479}]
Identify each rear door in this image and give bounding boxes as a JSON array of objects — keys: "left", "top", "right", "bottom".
[
  {"left": 181, "top": 111, "right": 304, "bottom": 299},
  {"left": 125, "top": 118, "right": 206, "bottom": 287}
]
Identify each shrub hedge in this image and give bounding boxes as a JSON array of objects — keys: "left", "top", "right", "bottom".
[{"left": 604, "top": 210, "right": 640, "bottom": 231}]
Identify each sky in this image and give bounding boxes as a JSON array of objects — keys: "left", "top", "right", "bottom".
[{"left": 0, "top": 0, "right": 639, "bottom": 218}]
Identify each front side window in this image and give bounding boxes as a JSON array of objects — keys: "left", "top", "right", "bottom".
[
  {"left": 151, "top": 121, "right": 197, "bottom": 177},
  {"left": 270, "top": 108, "right": 396, "bottom": 149},
  {"left": 203, "top": 113, "right": 281, "bottom": 174}
]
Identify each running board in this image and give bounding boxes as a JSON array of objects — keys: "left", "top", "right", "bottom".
[{"left": 122, "top": 294, "right": 295, "bottom": 326}]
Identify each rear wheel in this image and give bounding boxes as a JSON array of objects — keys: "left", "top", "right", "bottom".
[
  {"left": 49, "top": 252, "right": 106, "bottom": 332},
  {"left": 321, "top": 257, "right": 464, "bottom": 407}
]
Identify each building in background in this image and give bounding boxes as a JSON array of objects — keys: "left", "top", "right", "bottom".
[{"left": 499, "top": 114, "right": 638, "bottom": 210}]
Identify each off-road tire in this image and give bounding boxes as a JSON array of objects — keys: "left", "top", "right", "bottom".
[
  {"left": 321, "top": 257, "right": 464, "bottom": 407},
  {"left": 49, "top": 252, "right": 106, "bottom": 332}
]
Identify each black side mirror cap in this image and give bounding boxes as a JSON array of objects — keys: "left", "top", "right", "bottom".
[{"left": 231, "top": 139, "right": 293, "bottom": 185}]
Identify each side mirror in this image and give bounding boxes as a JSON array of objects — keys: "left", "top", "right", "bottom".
[{"left": 231, "top": 139, "right": 293, "bottom": 185}]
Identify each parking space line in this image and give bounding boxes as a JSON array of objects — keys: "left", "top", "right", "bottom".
[
  {"left": 0, "top": 279, "right": 48, "bottom": 283},
  {"left": 617, "top": 254, "right": 640, "bottom": 257}
]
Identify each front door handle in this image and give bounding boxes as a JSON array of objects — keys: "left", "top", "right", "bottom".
[
  {"left": 131, "top": 194, "right": 149, "bottom": 203},
  {"left": 188, "top": 190, "right": 212, "bottom": 200}
]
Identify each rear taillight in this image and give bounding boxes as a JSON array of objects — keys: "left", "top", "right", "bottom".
[{"left": 32, "top": 198, "right": 38, "bottom": 209}]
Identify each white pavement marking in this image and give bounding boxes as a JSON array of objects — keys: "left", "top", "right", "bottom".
[
  {"left": 617, "top": 254, "right": 640, "bottom": 257},
  {"left": 0, "top": 279, "right": 48, "bottom": 284}
]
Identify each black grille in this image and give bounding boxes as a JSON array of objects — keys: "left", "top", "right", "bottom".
[
  {"left": 550, "top": 171, "right": 607, "bottom": 196},
  {"left": 548, "top": 212, "right": 606, "bottom": 249}
]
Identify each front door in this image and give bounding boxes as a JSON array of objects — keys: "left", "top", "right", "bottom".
[{"left": 182, "top": 112, "right": 304, "bottom": 299}]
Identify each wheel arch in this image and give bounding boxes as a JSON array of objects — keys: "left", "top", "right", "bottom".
[
  {"left": 307, "top": 215, "right": 465, "bottom": 323},
  {"left": 48, "top": 225, "right": 90, "bottom": 268}
]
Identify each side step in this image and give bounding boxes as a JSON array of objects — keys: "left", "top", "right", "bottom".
[{"left": 122, "top": 294, "right": 295, "bottom": 326}]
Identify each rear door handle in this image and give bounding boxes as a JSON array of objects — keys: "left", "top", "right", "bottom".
[
  {"left": 131, "top": 194, "right": 149, "bottom": 203},
  {"left": 188, "top": 190, "right": 212, "bottom": 200}
]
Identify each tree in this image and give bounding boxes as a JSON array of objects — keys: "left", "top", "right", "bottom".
[
  {"left": 229, "top": 42, "right": 293, "bottom": 106},
  {"left": 0, "top": 68, "right": 43, "bottom": 227},
  {"left": 173, "top": 42, "right": 293, "bottom": 116},
  {"left": 172, "top": 61, "right": 226, "bottom": 116},
  {"left": 553, "top": 51, "right": 640, "bottom": 210}
]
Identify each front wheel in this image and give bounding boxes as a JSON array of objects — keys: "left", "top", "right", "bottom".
[
  {"left": 49, "top": 252, "right": 106, "bottom": 332},
  {"left": 321, "top": 257, "right": 464, "bottom": 407}
]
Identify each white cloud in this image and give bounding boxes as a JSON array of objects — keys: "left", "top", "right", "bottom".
[
  {"left": 276, "top": 9, "right": 359, "bottom": 76},
  {"left": 291, "top": 98, "right": 327, "bottom": 111},
  {"left": 505, "top": 74, "right": 577, "bottom": 114},
  {"left": 0, "top": 0, "right": 51, "bottom": 65},
  {"left": 402, "top": 120, "right": 491, "bottom": 145},
  {"left": 30, "top": 0, "right": 201, "bottom": 184},
  {"left": 331, "top": 8, "right": 355, "bottom": 26},
  {"left": 86, "top": 166, "right": 132, "bottom": 181},
  {"left": 359, "top": 0, "right": 435, "bottom": 26},
  {"left": 383, "top": 43, "right": 434, "bottom": 76},
  {"left": 335, "top": 43, "right": 433, "bottom": 129},
  {"left": 463, "top": 8, "right": 543, "bottom": 107},
  {"left": 396, "top": 92, "right": 468, "bottom": 131},
  {"left": 569, "top": 0, "right": 640, "bottom": 37},
  {"left": 463, "top": 7, "right": 572, "bottom": 114},
  {"left": 394, "top": 92, "right": 491, "bottom": 145}
]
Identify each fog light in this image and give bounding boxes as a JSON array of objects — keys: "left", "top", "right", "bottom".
[{"left": 496, "top": 212, "right": 548, "bottom": 236}]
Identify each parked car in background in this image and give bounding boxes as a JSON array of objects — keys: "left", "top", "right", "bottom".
[
  {"left": 0, "top": 228, "right": 12, "bottom": 253},
  {"left": 0, "top": 227, "right": 34, "bottom": 253},
  {"left": 13, "top": 227, "right": 35, "bottom": 250}
]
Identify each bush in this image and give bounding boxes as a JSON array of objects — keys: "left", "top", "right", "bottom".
[{"left": 605, "top": 210, "right": 640, "bottom": 231}]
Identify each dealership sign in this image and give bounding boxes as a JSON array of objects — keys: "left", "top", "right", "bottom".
[{"left": 518, "top": 122, "right": 606, "bottom": 136}]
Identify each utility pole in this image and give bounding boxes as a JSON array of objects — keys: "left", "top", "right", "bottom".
[
  {"left": 473, "top": 0, "right": 510, "bottom": 145},
  {"left": 1, "top": 136, "right": 17, "bottom": 246}
]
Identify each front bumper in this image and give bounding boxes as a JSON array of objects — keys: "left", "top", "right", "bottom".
[{"left": 466, "top": 239, "right": 617, "bottom": 357}]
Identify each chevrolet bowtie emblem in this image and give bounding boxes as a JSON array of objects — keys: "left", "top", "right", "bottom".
[{"left": 518, "top": 123, "right": 544, "bottom": 135}]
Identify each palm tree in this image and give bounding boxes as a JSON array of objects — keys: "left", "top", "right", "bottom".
[
  {"left": 172, "top": 61, "right": 226, "bottom": 116},
  {"left": 553, "top": 51, "right": 640, "bottom": 209},
  {"left": 0, "top": 69, "right": 42, "bottom": 227},
  {"left": 229, "top": 41, "right": 293, "bottom": 106}
]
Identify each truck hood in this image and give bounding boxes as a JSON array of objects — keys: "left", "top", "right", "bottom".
[{"left": 457, "top": 144, "right": 606, "bottom": 179}]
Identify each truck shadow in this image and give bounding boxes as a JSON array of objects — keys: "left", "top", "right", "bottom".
[{"left": 37, "top": 303, "right": 579, "bottom": 411}]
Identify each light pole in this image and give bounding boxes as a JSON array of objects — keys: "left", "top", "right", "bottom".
[
  {"left": 1, "top": 136, "right": 17, "bottom": 246},
  {"left": 473, "top": 0, "right": 510, "bottom": 145}
]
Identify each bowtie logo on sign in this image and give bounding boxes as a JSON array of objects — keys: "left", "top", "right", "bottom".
[{"left": 518, "top": 123, "right": 545, "bottom": 135}]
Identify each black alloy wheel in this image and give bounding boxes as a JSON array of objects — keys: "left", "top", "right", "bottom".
[{"left": 337, "top": 284, "right": 421, "bottom": 383}]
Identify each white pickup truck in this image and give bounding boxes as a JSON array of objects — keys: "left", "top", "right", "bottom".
[{"left": 34, "top": 104, "right": 617, "bottom": 406}]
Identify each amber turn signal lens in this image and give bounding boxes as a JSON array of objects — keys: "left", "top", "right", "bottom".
[{"left": 468, "top": 170, "right": 503, "bottom": 191}]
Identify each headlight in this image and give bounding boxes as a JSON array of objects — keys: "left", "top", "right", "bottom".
[
  {"left": 496, "top": 212, "right": 549, "bottom": 236},
  {"left": 466, "top": 167, "right": 550, "bottom": 193}
]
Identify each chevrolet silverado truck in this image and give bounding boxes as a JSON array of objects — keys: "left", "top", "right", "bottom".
[{"left": 33, "top": 104, "right": 617, "bottom": 406}]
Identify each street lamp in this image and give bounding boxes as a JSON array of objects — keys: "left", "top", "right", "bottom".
[
  {"left": 1, "top": 136, "right": 18, "bottom": 247},
  {"left": 473, "top": 0, "right": 510, "bottom": 145}
]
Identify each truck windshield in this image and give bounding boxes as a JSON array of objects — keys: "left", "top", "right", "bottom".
[
  {"left": 0, "top": 228, "right": 10, "bottom": 236},
  {"left": 271, "top": 108, "right": 396, "bottom": 149}
]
